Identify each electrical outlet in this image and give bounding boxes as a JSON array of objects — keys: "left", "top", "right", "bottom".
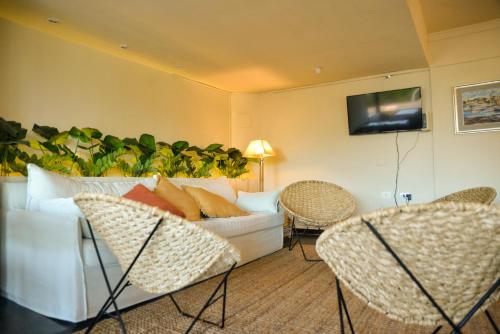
[
  {"left": 381, "top": 191, "right": 392, "bottom": 199},
  {"left": 400, "top": 192, "right": 412, "bottom": 202}
]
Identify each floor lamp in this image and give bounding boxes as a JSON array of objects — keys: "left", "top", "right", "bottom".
[{"left": 243, "top": 140, "right": 275, "bottom": 192}]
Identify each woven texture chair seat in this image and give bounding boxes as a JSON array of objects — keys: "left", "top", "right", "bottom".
[
  {"left": 433, "top": 186, "right": 496, "bottom": 205},
  {"left": 280, "top": 180, "right": 356, "bottom": 228},
  {"left": 74, "top": 193, "right": 240, "bottom": 295},
  {"left": 316, "top": 202, "right": 500, "bottom": 326}
]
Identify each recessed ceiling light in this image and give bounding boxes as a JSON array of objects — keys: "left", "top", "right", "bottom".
[
  {"left": 47, "top": 17, "right": 60, "bottom": 24},
  {"left": 120, "top": 43, "right": 128, "bottom": 50},
  {"left": 314, "top": 66, "right": 323, "bottom": 74}
]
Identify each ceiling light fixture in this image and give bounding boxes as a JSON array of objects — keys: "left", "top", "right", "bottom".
[
  {"left": 314, "top": 66, "right": 323, "bottom": 74},
  {"left": 120, "top": 43, "right": 128, "bottom": 50},
  {"left": 47, "top": 17, "right": 60, "bottom": 24},
  {"left": 385, "top": 74, "right": 392, "bottom": 79}
]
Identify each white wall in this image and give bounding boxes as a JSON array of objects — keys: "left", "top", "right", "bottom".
[
  {"left": 232, "top": 22, "right": 500, "bottom": 212},
  {"left": 0, "top": 18, "right": 231, "bottom": 147}
]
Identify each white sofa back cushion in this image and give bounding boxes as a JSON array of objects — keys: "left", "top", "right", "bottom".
[
  {"left": 168, "top": 176, "right": 237, "bottom": 203},
  {"left": 26, "top": 164, "right": 157, "bottom": 211},
  {"left": 25, "top": 164, "right": 158, "bottom": 239}
]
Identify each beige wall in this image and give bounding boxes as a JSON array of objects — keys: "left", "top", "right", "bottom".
[
  {"left": 249, "top": 71, "right": 435, "bottom": 213},
  {"left": 232, "top": 22, "right": 500, "bottom": 212},
  {"left": 431, "top": 58, "right": 500, "bottom": 199},
  {"left": 0, "top": 18, "right": 231, "bottom": 147}
]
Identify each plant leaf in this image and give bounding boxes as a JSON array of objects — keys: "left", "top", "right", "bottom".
[
  {"left": 205, "top": 143, "right": 224, "bottom": 152},
  {"left": 32, "top": 124, "right": 58, "bottom": 140},
  {"left": 172, "top": 141, "right": 189, "bottom": 155},
  {"left": 81, "top": 127, "right": 103, "bottom": 139},
  {"left": 139, "top": 134, "right": 156, "bottom": 153}
]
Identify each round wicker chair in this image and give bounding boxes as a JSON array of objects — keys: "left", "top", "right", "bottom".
[
  {"left": 433, "top": 186, "right": 496, "bottom": 205},
  {"left": 280, "top": 180, "right": 356, "bottom": 261},
  {"left": 74, "top": 193, "right": 240, "bottom": 334},
  {"left": 316, "top": 202, "right": 500, "bottom": 333}
]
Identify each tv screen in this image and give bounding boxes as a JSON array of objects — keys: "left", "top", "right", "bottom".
[{"left": 347, "top": 87, "right": 423, "bottom": 135}]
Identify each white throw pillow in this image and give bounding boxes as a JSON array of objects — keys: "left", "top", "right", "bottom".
[
  {"left": 168, "top": 176, "right": 237, "bottom": 203},
  {"left": 236, "top": 190, "right": 280, "bottom": 213},
  {"left": 26, "top": 164, "right": 157, "bottom": 210}
]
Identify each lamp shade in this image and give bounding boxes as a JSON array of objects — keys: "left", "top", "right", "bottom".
[{"left": 243, "top": 140, "right": 275, "bottom": 158}]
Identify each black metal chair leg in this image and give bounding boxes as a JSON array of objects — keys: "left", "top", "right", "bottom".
[
  {"left": 431, "top": 325, "right": 443, "bottom": 334},
  {"left": 449, "top": 279, "right": 500, "bottom": 334},
  {"left": 221, "top": 271, "right": 228, "bottom": 328},
  {"left": 288, "top": 219, "right": 323, "bottom": 262},
  {"left": 485, "top": 310, "right": 499, "bottom": 334},
  {"left": 336, "top": 277, "right": 356, "bottom": 334},
  {"left": 336, "top": 278, "right": 345, "bottom": 334},
  {"left": 296, "top": 229, "right": 323, "bottom": 262},
  {"left": 288, "top": 217, "right": 323, "bottom": 262},
  {"left": 288, "top": 217, "right": 297, "bottom": 251},
  {"left": 85, "top": 217, "right": 165, "bottom": 334},
  {"left": 338, "top": 282, "right": 355, "bottom": 334},
  {"left": 86, "top": 280, "right": 131, "bottom": 334},
  {"left": 86, "top": 222, "right": 127, "bottom": 334},
  {"left": 184, "top": 263, "right": 236, "bottom": 334}
]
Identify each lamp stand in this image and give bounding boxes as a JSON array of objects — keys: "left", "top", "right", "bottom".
[{"left": 259, "top": 158, "right": 264, "bottom": 192}]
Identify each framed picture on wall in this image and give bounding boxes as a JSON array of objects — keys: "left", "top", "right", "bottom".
[{"left": 454, "top": 80, "right": 500, "bottom": 134}]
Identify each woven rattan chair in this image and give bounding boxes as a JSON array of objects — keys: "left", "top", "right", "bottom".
[
  {"left": 74, "top": 193, "right": 240, "bottom": 334},
  {"left": 280, "top": 180, "right": 356, "bottom": 261},
  {"left": 316, "top": 202, "right": 500, "bottom": 334},
  {"left": 433, "top": 186, "right": 497, "bottom": 205}
]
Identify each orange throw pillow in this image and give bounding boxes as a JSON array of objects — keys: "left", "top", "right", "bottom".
[
  {"left": 182, "top": 185, "right": 248, "bottom": 218},
  {"left": 123, "top": 184, "right": 185, "bottom": 218},
  {"left": 154, "top": 177, "right": 201, "bottom": 221}
]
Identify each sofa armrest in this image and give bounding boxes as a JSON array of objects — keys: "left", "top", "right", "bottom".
[{"left": 0, "top": 210, "right": 87, "bottom": 321}]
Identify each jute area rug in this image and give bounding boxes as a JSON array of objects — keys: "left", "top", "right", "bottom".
[{"left": 81, "top": 245, "right": 499, "bottom": 333}]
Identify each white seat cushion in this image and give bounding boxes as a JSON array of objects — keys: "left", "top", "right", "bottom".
[
  {"left": 82, "top": 213, "right": 284, "bottom": 267},
  {"left": 197, "top": 212, "right": 283, "bottom": 239}
]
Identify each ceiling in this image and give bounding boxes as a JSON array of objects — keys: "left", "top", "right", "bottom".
[
  {"left": 0, "top": 0, "right": 498, "bottom": 92},
  {"left": 420, "top": 0, "right": 500, "bottom": 33}
]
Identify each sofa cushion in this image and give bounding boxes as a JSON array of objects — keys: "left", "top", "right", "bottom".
[
  {"left": 26, "top": 164, "right": 157, "bottom": 211},
  {"left": 183, "top": 186, "right": 248, "bottom": 218},
  {"left": 197, "top": 212, "right": 283, "bottom": 239},
  {"left": 155, "top": 177, "right": 201, "bottom": 221},
  {"left": 123, "top": 184, "right": 185, "bottom": 217},
  {"left": 236, "top": 190, "right": 280, "bottom": 213},
  {"left": 168, "top": 176, "right": 236, "bottom": 203},
  {"left": 26, "top": 164, "right": 158, "bottom": 239}
]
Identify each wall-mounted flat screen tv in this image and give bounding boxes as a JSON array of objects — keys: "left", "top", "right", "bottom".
[{"left": 347, "top": 87, "right": 423, "bottom": 135}]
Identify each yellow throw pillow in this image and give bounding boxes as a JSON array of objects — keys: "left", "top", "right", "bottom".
[
  {"left": 182, "top": 185, "right": 248, "bottom": 218},
  {"left": 154, "top": 177, "right": 201, "bottom": 221}
]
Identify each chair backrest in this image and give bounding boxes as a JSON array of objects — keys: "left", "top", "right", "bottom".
[
  {"left": 279, "top": 180, "right": 356, "bottom": 227},
  {"left": 433, "top": 186, "right": 496, "bottom": 205},
  {"left": 74, "top": 193, "right": 240, "bottom": 294},
  {"left": 316, "top": 202, "right": 500, "bottom": 326}
]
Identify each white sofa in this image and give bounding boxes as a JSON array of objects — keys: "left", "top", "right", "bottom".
[{"left": 0, "top": 170, "right": 283, "bottom": 322}]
